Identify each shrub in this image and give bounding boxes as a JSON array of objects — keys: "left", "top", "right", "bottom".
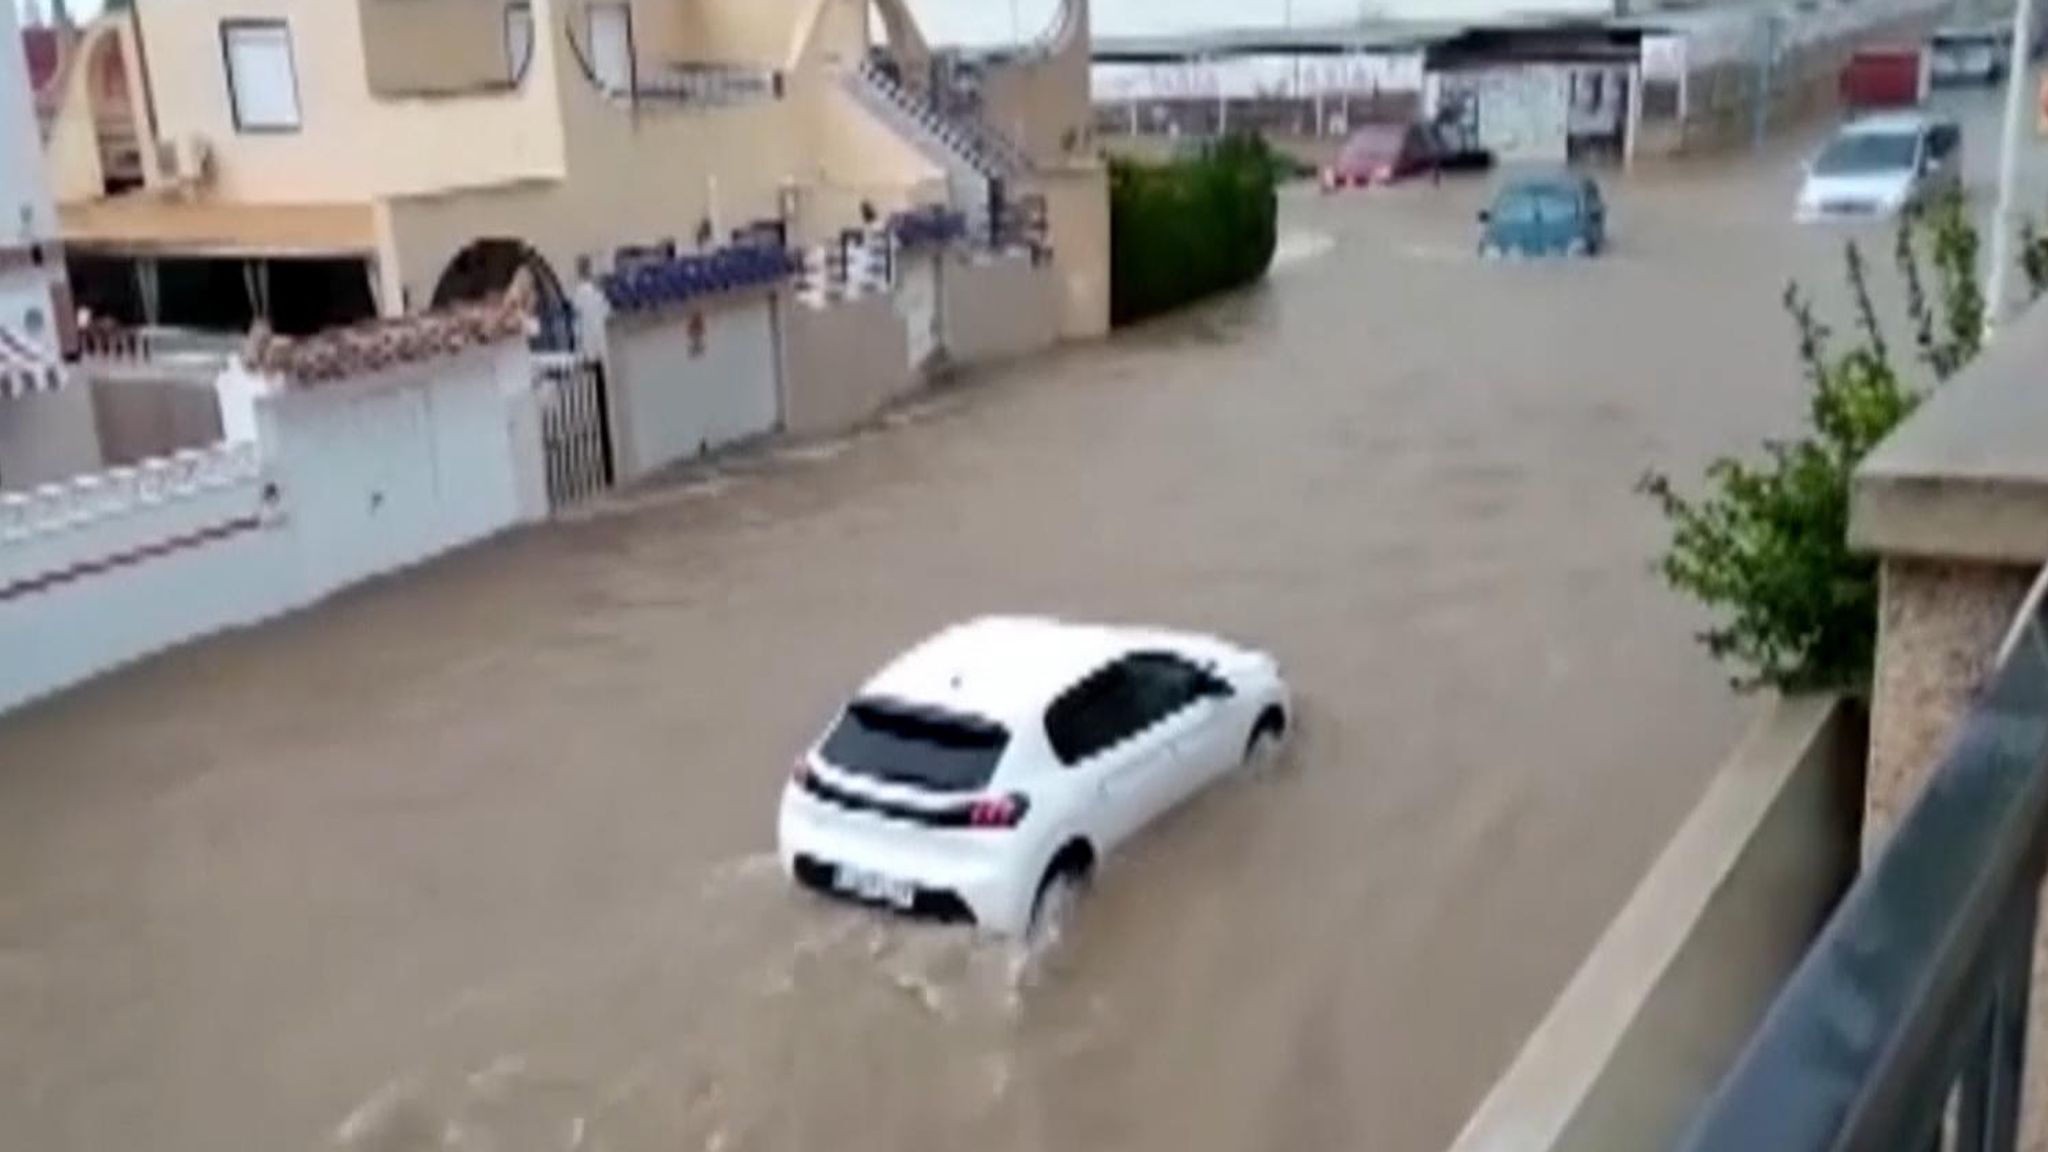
[
  {"left": 1638, "top": 194, "right": 1992, "bottom": 693},
  {"left": 1109, "top": 134, "right": 1280, "bottom": 326}
]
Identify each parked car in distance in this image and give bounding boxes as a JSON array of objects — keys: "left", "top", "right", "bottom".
[
  {"left": 1477, "top": 172, "right": 1608, "bottom": 258},
  {"left": 1795, "top": 111, "right": 1962, "bottom": 223},
  {"left": 1320, "top": 118, "right": 1493, "bottom": 191},
  {"left": 1930, "top": 24, "right": 2010, "bottom": 86},
  {"left": 777, "top": 616, "right": 1292, "bottom": 940}
]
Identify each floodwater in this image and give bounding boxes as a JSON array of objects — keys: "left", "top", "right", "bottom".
[{"left": 4, "top": 94, "right": 2024, "bottom": 1152}]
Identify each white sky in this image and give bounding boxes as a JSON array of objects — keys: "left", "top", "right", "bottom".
[
  {"left": 915, "top": 1, "right": 1380, "bottom": 43},
  {"left": 55, "top": 0, "right": 1368, "bottom": 45}
]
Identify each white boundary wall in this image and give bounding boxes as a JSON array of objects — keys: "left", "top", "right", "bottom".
[
  {"left": 0, "top": 340, "right": 543, "bottom": 714},
  {"left": 597, "top": 292, "right": 784, "bottom": 482}
]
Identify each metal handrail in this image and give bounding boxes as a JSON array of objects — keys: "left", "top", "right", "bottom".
[{"left": 1674, "top": 566, "right": 2048, "bottom": 1152}]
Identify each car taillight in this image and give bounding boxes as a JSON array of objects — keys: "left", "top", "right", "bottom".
[{"left": 966, "top": 793, "right": 1029, "bottom": 829}]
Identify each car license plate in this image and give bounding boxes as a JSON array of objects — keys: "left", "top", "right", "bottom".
[{"left": 835, "top": 865, "right": 915, "bottom": 909}]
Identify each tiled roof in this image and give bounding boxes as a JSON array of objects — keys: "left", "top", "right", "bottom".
[
  {"left": 599, "top": 243, "right": 799, "bottom": 315},
  {"left": 243, "top": 272, "right": 533, "bottom": 385}
]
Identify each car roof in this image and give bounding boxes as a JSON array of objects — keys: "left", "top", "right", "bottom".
[
  {"left": 1842, "top": 110, "right": 1949, "bottom": 135},
  {"left": 1496, "top": 170, "right": 1592, "bottom": 195},
  {"left": 858, "top": 616, "right": 1189, "bottom": 726}
]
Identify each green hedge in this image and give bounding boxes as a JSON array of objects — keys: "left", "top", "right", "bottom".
[{"left": 1109, "top": 135, "right": 1280, "bottom": 327}]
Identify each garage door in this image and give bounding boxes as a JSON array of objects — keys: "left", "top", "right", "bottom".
[
  {"left": 285, "top": 385, "right": 436, "bottom": 597},
  {"left": 616, "top": 297, "right": 781, "bottom": 479}
]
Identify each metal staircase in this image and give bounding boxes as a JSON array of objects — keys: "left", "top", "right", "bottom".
[{"left": 844, "top": 58, "right": 1030, "bottom": 240}]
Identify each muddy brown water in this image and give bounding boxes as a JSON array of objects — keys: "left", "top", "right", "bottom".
[{"left": 5, "top": 92, "right": 2033, "bottom": 1152}]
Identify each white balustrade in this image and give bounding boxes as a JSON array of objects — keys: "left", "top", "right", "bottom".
[{"left": 0, "top": 441, "right": 262, "bottom": 544}]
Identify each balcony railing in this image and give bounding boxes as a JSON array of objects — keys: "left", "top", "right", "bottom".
[
  {"left": 631, "top": 63, "right": 784, "bottom": 108},
  {"left": 1676, "top": 573, "right": 2048, "bottom": 1152}
]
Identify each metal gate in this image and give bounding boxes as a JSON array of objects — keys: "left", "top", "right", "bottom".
[{"left": 534, "top": 351, "right": 615, "bottom": 509}]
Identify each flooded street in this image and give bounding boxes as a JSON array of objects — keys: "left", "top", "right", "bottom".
[{"left": 3, "top": 92, "right": 2027, "bottom": 1152}]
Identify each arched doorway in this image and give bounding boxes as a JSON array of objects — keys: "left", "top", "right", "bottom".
[{"left": 429, "top": 238, "right": 574, "bottom": 350}]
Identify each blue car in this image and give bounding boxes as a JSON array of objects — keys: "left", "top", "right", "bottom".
[{"left": 1478, "top": 173, "right": 1608, "bottom": 258}]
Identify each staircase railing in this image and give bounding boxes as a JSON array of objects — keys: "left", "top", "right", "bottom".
[{"left": 853, "top": 58, "right": 1027, "bottom": 181}]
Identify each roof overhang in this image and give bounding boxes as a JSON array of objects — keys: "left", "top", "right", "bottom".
[{"left": 58, "top": 198, "right": 380, "bottom": 260}]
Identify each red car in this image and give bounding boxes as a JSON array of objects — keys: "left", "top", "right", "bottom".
[{"left": 1320, "top": 121, "right": 1493, "bottom": 192}]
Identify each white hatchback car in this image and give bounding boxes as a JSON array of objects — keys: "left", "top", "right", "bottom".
[
  {"left": 1795, "top": 112, "right": 1963, "bottom": 223},
  {"left": 778, "top": 616, "right": 1291, "bottom": 938}
]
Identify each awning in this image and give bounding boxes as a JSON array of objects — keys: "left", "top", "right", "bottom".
[
  {"left": 0, "top": 326, "right": 64, "bottom": 399},
  {"left": 58, "top": 198, "right": 380, "bottom": 259}
]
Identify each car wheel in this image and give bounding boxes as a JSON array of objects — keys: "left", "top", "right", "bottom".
[
  {"left": 1026, "top": 858, "right": 1089, "bottom": 953},
  {"left": 1244, "top": 708, "right": 1288, "bottom": 772}
]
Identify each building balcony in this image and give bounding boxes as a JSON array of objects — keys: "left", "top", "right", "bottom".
[{"left": 1439, "top": 301, "right": 2048, "bottom": 1152}]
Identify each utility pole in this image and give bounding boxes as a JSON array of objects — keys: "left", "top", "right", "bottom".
[
  {"left": 1985, "top": 0, "right": 2039, "bottom": 338},
  {"left": 1751, "top": 10, "right": 1780, "bottom": 154},
  {"left": 1287, "top": 0, "right": 1302, "bottom": 101}
]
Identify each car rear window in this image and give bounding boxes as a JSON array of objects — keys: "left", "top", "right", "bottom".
[
  {"left": 818, "top": 699, "right": 1010, "bottom": 793},
  {"left": 1493, "top": 186, "right": 1576, "bottom": 223},
  {"left": 1341, "top": 127, "right": 1403, "bottom": 163}
]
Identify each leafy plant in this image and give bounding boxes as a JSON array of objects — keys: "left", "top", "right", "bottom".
[
  {"left": 1108, "top": 134, "right": 1279, "bottom": 327},
  {"left": 1638, "top": 195, "right": 1988, "bottom": 693}
]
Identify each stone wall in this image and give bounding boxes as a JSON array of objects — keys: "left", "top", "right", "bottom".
[{"left": 1864, "top": 558, "right": 2035, "bottom": 855}]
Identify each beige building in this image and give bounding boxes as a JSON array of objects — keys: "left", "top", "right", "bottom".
[{"left": 40, "top": 0, "right": 1108, "bottom": 339}]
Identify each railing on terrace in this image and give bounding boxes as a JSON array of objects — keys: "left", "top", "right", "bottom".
[
  {"left": 557, "top": 12, "right": 782, "bottom": 111},
  {"left": 628, "top": 63, "right": 784, "bottom": 108},
  {"left": 0, "top": 441, "right": 261, "bottom": 542},
  {"left": 1676, "top": 571, "right": 2048, "bottom": 1152},
  {"left": 77, "top": 324, "right": 243, "bottom": 366}
]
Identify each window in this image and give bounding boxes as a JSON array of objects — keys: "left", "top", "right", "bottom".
[
  {"left": 221, "top": 20, "right": 301, "bottom": 132},
  {"left": 818, "top": 700, "right": 1010, "bottom": 793},
  {"left": 1640, "top": 80, "right": 1680, "bottom": 122},
  {"left": 1045, "top": 654, "right": 1216, "bottom": 766},
  {"left": 587, "top": 3, "right": 633, "bottom": 93},
  {"left": 505, "top": 4, "right": 535, "bottom": 82},
  {"left": 1123, "top": 653, "right": 1215, "bottom": 724},
  {"left": 1045, "top": 664, "right": 1143, "bottom": 766}
]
